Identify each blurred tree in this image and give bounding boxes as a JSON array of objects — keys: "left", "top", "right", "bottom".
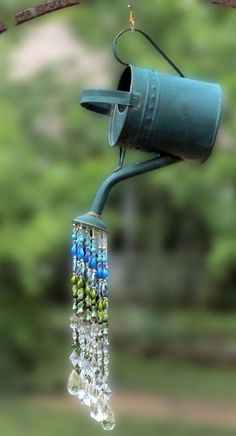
[{"left": 0, "top": 0, "right": 235, "bottom": 391}]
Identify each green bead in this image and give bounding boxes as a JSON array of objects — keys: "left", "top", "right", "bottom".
[
  {"left": 85, "top": 284, "right": 91, "bottom": 295},
  {"left": 77, "top": 278, "right": 84, "bottom": 288},
  {"left": 102, "top": 311, "right": 108, "bottom": 322},
  {"left": 97, "top": 298, "right": 104, "bottom": 312},
  {"left": 85, "top": 296, "right": 92, "bottom": 307},
  {"left": 72, "top": 285, "right": 77, "bottom": 296},
  {"left": 71, "top": 275, "right": 77, "bottom": 285},
  {"left": 90, "top": 289, "right": 97, "bottom": 299},
  {"left": 77, "top": 289, "right": 84, "bottom": 301}
]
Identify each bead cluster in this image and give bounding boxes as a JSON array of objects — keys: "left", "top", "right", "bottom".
[{"left": 67, "top": 222, "right": 115, "bottom": 431}]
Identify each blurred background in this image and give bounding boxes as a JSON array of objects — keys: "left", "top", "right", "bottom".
[{"left": 0, "top": 0, "right": 236, "bottom": 435}]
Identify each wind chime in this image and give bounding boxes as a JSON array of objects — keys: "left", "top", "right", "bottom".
[{"left": 67, "top": 4, "right": 223, "bottom": 430}]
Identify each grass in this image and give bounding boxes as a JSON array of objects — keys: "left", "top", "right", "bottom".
[
  {"left": 0, "top": 398, "right": 236, "bottom": 436},
  {"left": 112, "top": 352, "right": 236, "bottom": 403}
]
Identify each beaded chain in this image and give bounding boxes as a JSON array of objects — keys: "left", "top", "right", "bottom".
[{"left": 67, "top": 223, "right": 115, "bottom": 431}]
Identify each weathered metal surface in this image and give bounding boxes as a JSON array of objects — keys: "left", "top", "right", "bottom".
[
  {"left": 211, "top": 0, "right": 236, "bottom": 8},
  {"left": 81, "top": 65, "right": 222, "bottom": 163},
  {"left": 0, "top": 0, "right": 82, "bottom": 34},
  {"left": 15, "top": 0, "right": 81, "bottom": 25}
]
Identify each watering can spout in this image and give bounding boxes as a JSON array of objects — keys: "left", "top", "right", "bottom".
[
  {"left": 76, "top": 55, "right": 222, "bottom": 229},
  {"left": 74, "top": 155, "right": 180, "bottom": 231},
  {"left": 90, "top": 155, "right": 180, "bottom": 216}
]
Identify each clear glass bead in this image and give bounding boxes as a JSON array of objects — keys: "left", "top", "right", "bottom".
[
  {"left": 90, "top": 396, "right": 106, "bottom": 423},
  {"left": 102, "top": 405, "right": 115, "bottom": 431},
  {"left": 67, "top": 369, "right": 81, "bottom": 396},
  {"left": 70, "top": 351, "right": 80, "bottom": 367},
  {"left": 104, "top": 387, "right": 112, "bottom": 401}
]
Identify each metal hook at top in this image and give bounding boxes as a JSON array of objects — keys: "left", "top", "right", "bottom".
[{"left": 112, "top": 27, "right": 185, "bottom": 77}]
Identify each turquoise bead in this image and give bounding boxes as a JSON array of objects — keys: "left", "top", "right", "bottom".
[
  {"left": 71, "top": 245, "right": 77, "bottom": 256},
  {"left": 77, "top": 236, "right": 84, "bottom": 244},
  {"left": 102, "top": 269, "right": 108, "bottom": 280},
  {"left": 77, "top": 249, "right": 85, "bottom": 260},
  {"left": 89, "top": 257, "right": 97, "bottom": 269},
  {"left": 96, "top": 269, "right": 103, "bottom": 279}
]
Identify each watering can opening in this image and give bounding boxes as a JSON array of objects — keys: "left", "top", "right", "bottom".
[{"left": 117, "top": 66, "right": 132, "bottom": 113}]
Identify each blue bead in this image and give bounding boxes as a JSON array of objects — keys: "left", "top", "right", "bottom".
[
  {"left": 91, "top": 246, "right": 97, "bottom": 253},
  {"left": 96, "top": 269, "right": 103, "bottom": 279},
  {"left": 85, "top": 240, "right": 91, "bottom": 247},
  {"left": 77, "top": 236, "right": 85, "bottom": 244},
  {"left": 85, "top": 253, "right": 90, "bottom": 262},
  {"left": 102, "top": 269, "right": 108, "bottom": 280},
  {"left": 71, "top": 245, "right": 77, "bottom": 256},
  {"left": 77, "top": 249, "right": 85, "bottom": 260},
  {"left": 89, "top": 256, "right": 97, "bottom": 269},
  {"left": 97, "top": 256, "right": 103, "bottom": 263}
]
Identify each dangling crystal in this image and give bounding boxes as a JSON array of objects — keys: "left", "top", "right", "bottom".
[
  {"left": 90, "top": 402, "right": 101, "bottom": 422},
  {"left": 70, "top": 351, "right": 80, "bottom": 367},
  {"left": 104, "top": 387, "right": 112, "bottom": 401},
  {"left": 102, "top": 405, "right": 116, "bottom": 431},
  {"left": 67, "top": 369, "right": 82, "bottom": 396},
  {"left": 96, "top": 372, "right": 104, "bottom": 390},
  {"left": 70, "top": 315, "right": 78, "bottom": 329},
  {"left": 90, "top": 394, "right": 106, "bottom": 422},
  {"left": 81, "top": 380, "right": 91, "bottom": 406},
  {"left": 104, "top": 356, "right": 109, "bottom": 366}
]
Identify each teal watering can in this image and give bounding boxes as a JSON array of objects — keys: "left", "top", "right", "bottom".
[
  {"left": 76, "top": 29, "right": 223, "bottom": 231},
  {"left": 81, "top": 29, "right": 222, "bottom": 164}
]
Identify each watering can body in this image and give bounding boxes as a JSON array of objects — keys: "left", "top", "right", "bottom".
[{"left": 81, "top": 65, "right": 222, "bottom": 163}]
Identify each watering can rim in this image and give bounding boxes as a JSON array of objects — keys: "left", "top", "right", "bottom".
[{"left": 80, "top": 64, "right": 223, "bottom": 117}]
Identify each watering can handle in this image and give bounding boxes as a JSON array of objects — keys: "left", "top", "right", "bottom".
[{"left": 80, "top": 89, "right": 140, "bottom": 115}]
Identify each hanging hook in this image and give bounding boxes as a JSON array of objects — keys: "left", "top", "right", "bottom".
[
  {"left": 113, "top": 28, "right": 185, "bottom": 77},
  {"left": 128, "top": 4, "right": 135, "bottom": 31}
]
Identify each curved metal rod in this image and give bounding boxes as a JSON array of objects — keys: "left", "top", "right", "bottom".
[
  {"left": 90, "top": 155, "right": 180, "bottom": 216},
  {"left": 113, "top": 28, "right": 185, "bottom": 78},
  {"left": 0, "top": 0, "right": 81, "bottom": 31}
]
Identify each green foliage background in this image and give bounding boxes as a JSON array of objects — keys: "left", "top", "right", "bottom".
[{"left": 0, "top": 0, "right": 235, "bottom": 397}]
